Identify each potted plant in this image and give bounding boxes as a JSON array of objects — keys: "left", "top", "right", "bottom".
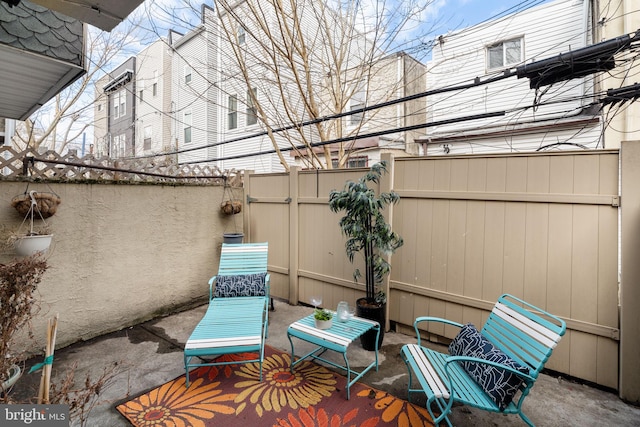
[
  {"left": 0, "top": 255, "right": 48, "bottom": 396},
  {"left": 328, "top": 161, "right": 403, "bottom": 350},
  {"left": 10, "top": 191, "right": 54, "bottom": 256},
  {"left": 313, "top": 308, "right": 333, "bottom": 330}
]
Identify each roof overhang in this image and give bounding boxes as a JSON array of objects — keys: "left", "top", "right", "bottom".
[
  {"left": 21, "top": 0, "right": 144, "bottom": 31},
  {"left": 0, "top": 44, "right": 86, "bottom": 120}
]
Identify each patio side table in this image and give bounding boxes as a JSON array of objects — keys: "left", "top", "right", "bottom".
[{"left": 287, "top": 311, "right": 380, "bottom": 399}]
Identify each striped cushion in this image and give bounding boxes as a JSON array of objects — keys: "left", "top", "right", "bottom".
[
  {"left": 214, "top": 273, "right": 266, "bottom": 298},
  {"left": 449, "top": 323, "right": 529, "bottom": 410}
]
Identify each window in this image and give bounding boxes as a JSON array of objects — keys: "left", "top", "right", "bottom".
[
  {"left": 144, "top": 126, "right": 152, "bottom": 150},
  {"left": 238, "top": 26, "right": 246, "bottom": 45},
  {"left": 228, "top": 95, "right": 238, "bottom": 130},
  {"left": 184, "top": 111, "right": 192, "bottom": 144},
  {"left": 112, "top": 134, "right": 126, "bottom": 158},
  {"left": 153, "top": 70, "right": 158, "bottom": 96},
  {"left": 246, "top": 88, "right": 257, "bottom": 126},
  {"left": 184, "top": 66, "right": 192, "bottom": 84},
  {"left": 139, "top": 90, "right": 143, "bottom": 102},
  {"left": 111, "top": 134, "right": 118, "bottom": 157},
  {"left": 349, "top": 85, "right": 366, "bottom": 126},
  {"left": 332, "top": 156, "right": 368, "bottom": 168},
  {"left": 97, "top": 103, "right": 102, "bottom": 112},
  {"left": 487, "top": 37, "right": 522, "bottom": 69},
  {"left": 113, "top": 90, "right": 126, "bottom": 119}
]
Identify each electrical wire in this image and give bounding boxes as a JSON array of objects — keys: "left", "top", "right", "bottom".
[{"left": 82, "top": 0, "right": 640, "bottom": 169}]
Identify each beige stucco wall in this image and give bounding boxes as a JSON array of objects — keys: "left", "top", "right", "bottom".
[{"left": 0, "top": 181, "right": 238, "bottom": 353}]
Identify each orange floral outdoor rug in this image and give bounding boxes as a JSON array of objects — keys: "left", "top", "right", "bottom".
[{"left": 116, "top": 345, "right": 434, "bottom": 427}]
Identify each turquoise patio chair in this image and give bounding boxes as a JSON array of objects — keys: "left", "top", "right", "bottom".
[
  {"left": 183, "top": 242, "right": 270, "bottom": 387},
  {"left": 401, "top": 294, "right": 566, "bottom": 426}
]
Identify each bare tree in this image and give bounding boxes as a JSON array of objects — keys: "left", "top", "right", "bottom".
[
  {"left": 159, "top": 0, "right": 436, "bottom": 170},
  {"left": 12, "top": 18, "right": 145, "bottom": 154}
]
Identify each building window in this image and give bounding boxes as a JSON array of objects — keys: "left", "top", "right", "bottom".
[
  {"left": 184, "top": 111, "right": 192, "bottom": 144},
  {"left": 332, "top": 156, "right": 368, "bottom": 168},
  {"left": 349, "top": 85, "right": 366, "bottom": 126},
  {"left": 185, "top": 66, "right": 192, "bottom": 84},
  {"left": 113, "top": 90, "right": 126, "bottom": 119},
  {"left": 112, "top": 134, "right": 126, "bottom": 158},
  {"left": 228, "top": 95, "right": 238, "bottom": 130},
  {"left": 144, "top": 126, "right": 152, "bottom": 150},
  {"left": 487, "top": 37, "right": 522, "bottom": 69},
  {"left": 246, "top": 88, "right": 257, "bottom": 126},
  {"left": 97, "top": 103, "right": 102, "bottom": 112},
  {"left": 153, "top": 70, "right": 158, "bottom": 96},
  {"left": 139, "top": 90, "right": 143, "bottom": 102},
  {"left": 238, "top": 26, "right": 246, "bottom": 45},
  {"left": 111, "top": 134, "right": 118, "bottom": 157}
]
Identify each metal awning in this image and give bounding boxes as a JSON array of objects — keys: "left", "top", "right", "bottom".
[{"left": 103, "top": 69, "right": 133, "bottom": 93}]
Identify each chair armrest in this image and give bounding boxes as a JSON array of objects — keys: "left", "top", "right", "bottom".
[
  {"left": 413, "top": 317, "right": 464, "bottom": 346},
  {"left": 265, "top": 273, "right": 271, "bottom": 298},
  {"left": 439, "top": 355, "right": 535, "bottom": 407}
]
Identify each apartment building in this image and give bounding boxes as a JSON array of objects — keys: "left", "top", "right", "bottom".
[
  {"left": 418, "top": 0, "right": 601, "bottom": 155},
  {"left": 94, "top": 57, "right": 136, "bottom": 157},
  {"left": 95, "top": 1, "right": 427, "bottom": 172}
]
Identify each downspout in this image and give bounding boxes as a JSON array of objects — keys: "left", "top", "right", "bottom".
[
  {"left": 216, "top": 16, "right": 223, "bottom": 170},
  {"left": 397, "top": 54, "right": 403, "bottom": 150}
]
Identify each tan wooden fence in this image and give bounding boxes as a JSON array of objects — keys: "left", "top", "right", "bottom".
[{"left": 244, "top": 150, "right": 623, "bottom": 394}]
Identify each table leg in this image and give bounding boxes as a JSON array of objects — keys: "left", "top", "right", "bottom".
[{"left": 343, "top": 353, "right": 351, "bottom": 399}]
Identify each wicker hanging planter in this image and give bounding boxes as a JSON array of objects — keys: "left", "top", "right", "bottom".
[
  {"left": 220, "top": 200, "right": 242, "bottom": 215},
  {"left": 11, "top": 192, "right": 61, "bottom": 219},
  {"left": 220, "top": 182, "right": 242, "bottom": 215}
]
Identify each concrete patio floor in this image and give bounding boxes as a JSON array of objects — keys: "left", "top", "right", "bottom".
[{"left": 14, "top": 299, "right": 640, "bottom": 426}]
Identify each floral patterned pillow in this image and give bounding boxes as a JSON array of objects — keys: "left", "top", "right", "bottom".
[
  {"left": 448, "top": 323, "right": 529, "bottom": 410},
  {"left": 214, "top": 273, "right": 267, "bottom": 298}
]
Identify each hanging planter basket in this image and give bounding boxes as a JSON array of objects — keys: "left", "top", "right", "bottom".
[
  {"left": 220, "top": 200, "right": 242, "bottom": 215},
  {"left": 14, "top": 234, "right": 53, "bottom": 256},
  {"left": 11, "top": 192, "right": 61, "bottom": 219},
  {"left": 10, "top": 191, "right": 54, "bottom": 256},
  {"left": 220, "top": 182, "right": 242, "bottom": 215}
]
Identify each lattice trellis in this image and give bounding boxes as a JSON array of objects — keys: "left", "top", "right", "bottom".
[{"left": 0, "top": 147, "right": 244, "bottom": 187}]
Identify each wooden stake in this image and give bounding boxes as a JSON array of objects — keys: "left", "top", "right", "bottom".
[{"left": 37, "top": 314, "right": 58, "bottom": 404}]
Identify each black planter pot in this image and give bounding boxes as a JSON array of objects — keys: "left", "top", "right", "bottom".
[{"left": 356, "top": 297, "right": 385, "bottom": 350}]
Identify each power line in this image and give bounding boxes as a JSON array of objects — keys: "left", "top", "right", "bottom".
[
  {"left": 180, "top": 111, "right": 508, "bottom": 164},
  {"left": 133, "top": 69, "right": 518, "bottom": 160}
]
